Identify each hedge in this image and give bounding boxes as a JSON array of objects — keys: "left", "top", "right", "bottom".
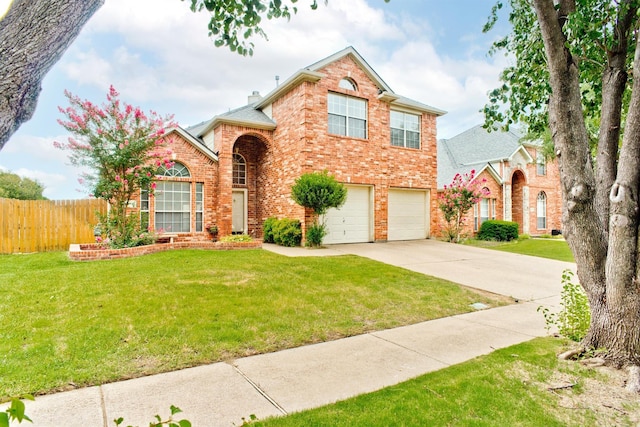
[{"left": 477, "top": 220, "right": 519, "bottom": 241}]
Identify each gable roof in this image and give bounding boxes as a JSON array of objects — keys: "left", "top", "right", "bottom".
[
  {"left": 256, "top": 46, "right": 446, "bottom": 116},
  {"left": 168, "top": 126, "right": 218, "bottom": 160},
  {"left": 186, "top": 46, "right": 445, "bottom": 140},
  {"left": 186, "top": 103, "right": 277, "bottom": 139},
  {"left": 437, "top": 125, "right": 532, "bottom": 188}
]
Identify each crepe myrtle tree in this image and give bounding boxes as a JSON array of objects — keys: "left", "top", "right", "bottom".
[
  {"left": 291, "top": 170, "right": 346, "bottom": 247},
  {"left": 55, "top": 86, "right": 177, "bottom": 248},
  {"left": 485, "top": 0, "right": 640, "bottom": 391},
  {"left": 438, "top": 169, "right": 489, "bottom": 243},
  {"left": 0, "top": 0, "right": 397, "bottom": 151}
]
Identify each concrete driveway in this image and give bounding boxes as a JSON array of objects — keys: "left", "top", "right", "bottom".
[
  {"left": 328, "top": 239, "right": 576, "bottom": 304},
  {"left": 265, "top": 238, "right": 576, "bottom": 304}
]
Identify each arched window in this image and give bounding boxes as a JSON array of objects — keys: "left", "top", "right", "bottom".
[
  {"left": 339, "top": 78, "right": 357, "bottom": 91},
  {"left": 159, "top": 162, "right": 190, "bottom": 177},
  {"left": 152, "top": 161, "right": 203, "bottom": 233},
  {"left": 233, "top": 153, "right": 246, "bottom": 185},
  {"left": 537, "top": 191, "right": 547, "bottom": 229}
]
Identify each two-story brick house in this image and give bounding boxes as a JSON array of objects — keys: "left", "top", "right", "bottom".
[
  {"left": 142, "top": 46, "right": 446, "bottom": 243},
  {"left": 437, "top": 125, "right": 562, "bottom": 237}
]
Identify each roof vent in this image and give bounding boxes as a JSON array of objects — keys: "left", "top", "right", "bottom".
[{"left": 248, "top": 90, "right": 262, "bottom": 104}]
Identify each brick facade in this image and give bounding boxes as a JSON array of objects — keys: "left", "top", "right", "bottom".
[
  {"left": 436, "top": 147, "right": 562, "bottom": 238},
  {"left": 137, "top": 47, "right": 444, "bottom": 244}
]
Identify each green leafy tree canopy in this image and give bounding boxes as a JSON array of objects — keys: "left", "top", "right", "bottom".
[{"left": 0, "top": 171, "right": 46, "bottom": 200}]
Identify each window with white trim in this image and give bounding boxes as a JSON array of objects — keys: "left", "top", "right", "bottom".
[
  {"left": 152, "top": 162, "right": 199, "bottom": 233},
  {"left": 537, "top": 191, "right": 547, "bottom": 229},
  {"left": 195, "top": 182, "right": 203, "bottom": 232},
  {"left": 339, "top": 78, "right": 357, "bottom": 91},
  {"left": 233, "top": 153, "right": 246, "bottom": 185},
  {"left": 155, "top": 181, "right": 191, "bottom": 232},
  {"left": 536, "top": 151, "right": 547, "bottom": 175},
  {"left": 140, "top": 187, "right": 149, "bottom": 230},
  {"left": 159, "top": 162, "right": 190, "bottom": 177},
  {"left": 474, "top": 190, "right": 495, "bottom": 231},
  {"left": 328, "top": 92, "right": 367, "bottom": 139},
  {"left": 390, "top": 110, "right": 420, "bottom": 149}
]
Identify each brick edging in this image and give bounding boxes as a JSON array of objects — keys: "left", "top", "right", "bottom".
[{"left": 68, "top": 241, "right": 262, "bottom": 261}]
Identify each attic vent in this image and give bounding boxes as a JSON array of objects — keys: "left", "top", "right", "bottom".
[{"left": 339, "top": 78, "right": 357, "bottom": 91}]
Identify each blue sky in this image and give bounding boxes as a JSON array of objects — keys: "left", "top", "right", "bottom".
[{"left": 0, "top": 0, "right": 511, "bottom": 199}]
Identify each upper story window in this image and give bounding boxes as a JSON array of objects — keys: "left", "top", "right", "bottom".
[
  {"left": 328, "top": 92, "right": 367, "bottom": 139},
  {"left": 390, "top": 110, "right": 421, "bottom": 149},
  {"left": 233, "top": 153, "right": 246, "bottom": 185},
  {"left": 159, "top": 162, "right": 190, "bottom": 177},
  {"left": 339, "top": 78, "right": 357, "bottom": 91},
  {"left": 536, "top": 151, "right": 547, "bottom": 175}
]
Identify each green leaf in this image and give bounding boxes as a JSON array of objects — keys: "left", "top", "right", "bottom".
[
  {"left": 0, "top": 412, "right": 9, "bottom": 427},
  {"left": 178, "top": 420, "right": 192, "bottom": 427}
]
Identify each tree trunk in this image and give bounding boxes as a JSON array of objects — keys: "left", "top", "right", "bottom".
[
  {"left": 0, "top": 0, "right": 104, "bottom": 150},
  {"left": 533, "top": 0, "right": 640, "bottom": 391}
]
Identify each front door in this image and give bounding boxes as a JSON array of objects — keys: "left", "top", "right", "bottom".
[{"left": 232, "top": 190, "right": 246, "bottom": 234}]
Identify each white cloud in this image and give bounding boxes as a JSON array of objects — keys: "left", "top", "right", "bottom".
[
  {"left": 0, "top": 134, "right": 90, "bottom": 199},
  {"left": 2, "top": 0, "right": 510, "bottom": 198}
]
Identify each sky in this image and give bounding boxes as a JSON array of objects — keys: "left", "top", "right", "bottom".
[{"left": 0, "top": 0, "right": 512, "bottom": 200}]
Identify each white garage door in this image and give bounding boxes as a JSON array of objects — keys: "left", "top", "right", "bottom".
[
  {"left": 388, "top": 189, "right": 429, "bottom": 241},
  {"left": 322, "top": 185, "right": 372, "bottom": 244}
]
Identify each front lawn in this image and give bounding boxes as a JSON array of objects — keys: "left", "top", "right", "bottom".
[
  {"left": 465, "top": 237, "right": 575, "bottom": 262},
  {"left": 255, "top": 337, "right": 638, "bottom": 426},
  {"left": 0, "top": 249, "right": 510, "bottom": 399}
]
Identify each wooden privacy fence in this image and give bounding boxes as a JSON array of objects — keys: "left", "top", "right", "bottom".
[{"left": 0, "top": 198, "right": 107, "bottom": 254}]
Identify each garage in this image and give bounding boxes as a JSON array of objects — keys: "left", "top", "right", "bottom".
[
  {"left": 322, "top": 185, "right": 372, "bottom": 244},
  {"left": 388, "top": 189, "right": 429, "bottom": 241}
]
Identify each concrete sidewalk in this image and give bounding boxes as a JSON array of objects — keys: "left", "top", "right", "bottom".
[{"left": 7, "top": 240, "right": 576, "bottom": 426}]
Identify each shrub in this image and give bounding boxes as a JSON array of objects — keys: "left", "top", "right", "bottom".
[
  {"left": 538, "top": 270, "right": 590, "bottom": 342},
  {"left": 291, "top": 171, "right": 346, "bottom": 217},
  {"left": 305, "top": 223, "right": 327, "bottom": 247},
  {"left": 97, "top": 211, "right": 158, "bottom": 249},
  {"left": 477, "top": 220, "right": 519, "bottom": 241},
  {"left": 291, "top": 170, "right": 346, "bottom": 247},
  {"left": 262, "top": 216, "right": 278, "bottom": 243},
  {"left": 273, "top": 218, "right": 302, "bottom": 247}
]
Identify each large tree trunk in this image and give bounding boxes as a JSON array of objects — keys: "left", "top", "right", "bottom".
[
  {"left": 0, "top": 0, "right": 104, "bottom": 150},
  {"left": 533, "top": 0, "right": 640, "bottom": 391}
]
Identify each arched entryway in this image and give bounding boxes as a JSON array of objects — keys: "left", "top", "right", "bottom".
[
  {"left": 511, "top": 170, "right": 526, "bottom": 233},
  {"left": 231, "top": 134, "right": 269, "bottom": 237}
]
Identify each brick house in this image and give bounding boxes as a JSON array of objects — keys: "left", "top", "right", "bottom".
[
  {"left": 141, "top": 46, "right": 446, "bottom": 244},
  {"left": 437, "top": 125, "right": 562, "bottom": 237}
]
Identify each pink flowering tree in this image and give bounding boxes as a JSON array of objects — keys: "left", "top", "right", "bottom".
[
  {"left": 55, "top": 86, "right": 176, "bottom": 248},
  {"left": 438, "top": 169, "right": 489, "bottom": 243}
]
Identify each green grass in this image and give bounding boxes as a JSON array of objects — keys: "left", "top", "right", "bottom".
[
  {"left": 0, "top": 249, "right": 510, "bottom": 399},
  {"left": 254, "top": 337, "right": 635, "bottom": 427},
  {"left": 465, "top": 237, "right": 575, "bottom": 262}
]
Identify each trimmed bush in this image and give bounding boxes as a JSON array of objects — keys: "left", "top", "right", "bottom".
[
  {"left": 305, "top": 223, "right": 327, "bottom": 247},
  {"left": 262, "top": 216, "right": 278, "bottom": 243},
  {"left": 477, "top": 220, "right": 519, "bottom": 241},
  {"left": 273, "top": 218, "right": 302, "bottom": 247}
]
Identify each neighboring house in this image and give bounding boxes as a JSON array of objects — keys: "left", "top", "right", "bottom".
[
  {"left": 140, "top": 46, "right": 446, "bottom": 244},
  {"left": 437, "top": 125, "right": 561, "bottom": 236}
]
